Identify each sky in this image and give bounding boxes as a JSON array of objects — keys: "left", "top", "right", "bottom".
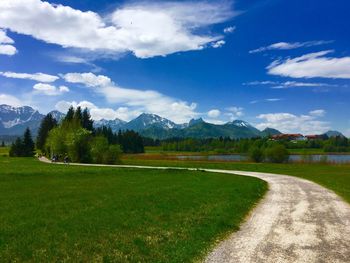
[{"left": 0, "top": 0, "right": 349, "bottom": 136}]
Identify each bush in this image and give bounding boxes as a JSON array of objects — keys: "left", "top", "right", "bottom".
[
  {"left": 265, "top": 145, "right": 289, "bottom": 163},
  {"left": 248, "top": 147, "right": 264, "bottom": 163},
  {"left": 104, "top": 145, "right": 122, "bottom": 164}
]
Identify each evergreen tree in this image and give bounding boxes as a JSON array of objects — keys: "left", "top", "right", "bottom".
[
  {"left": 9, "top": 137, "right": 23, "bottom": 157},
  {"left": 74, "top": 106, "right": 83, "bottom": 124},
  {"left": 64, "top": 106, "right": 75, "bottom": 122},
  {"left": 23, "top": 128, "right": 35, "bottom": 157},
  {"left": 1, "top": 141, "right": 5, "bottom": 147},
  {"left": 36, "top": 113, "right": 58, "bottom": 152},
  {"left": 82, "top": 108, "right": 94, "bottom": 131}
]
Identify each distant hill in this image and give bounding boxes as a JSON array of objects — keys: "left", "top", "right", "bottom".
[
  {"left": 323, "top": 130, "right": 345, "bottom": 138},
  {"left": 261, "top": 127, "right": 282, "bottom": 137}
]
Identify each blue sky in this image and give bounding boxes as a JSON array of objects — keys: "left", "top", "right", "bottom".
[{"left": 0, "top": 0, "right": 349, "bottom": 135}]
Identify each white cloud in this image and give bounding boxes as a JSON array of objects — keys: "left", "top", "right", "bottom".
[
  {"left": 246, "top": 80, "right": 337, "bottom": 89},
  {"left": 0, "top": 29, "right": 17, "bottom": 55},
  {"left": 33, "top": 83, "right": 69, "bottom": 96},
  {"left": 0, "top": 93, "right": 22, "bottom": 107},
  {"left": 309, "top": 109, "right": 325, "bottom": 117},
  {"left": 212, "top": 40, "right": 225, "bottom": 48},
  {"left": 207, "top": 109, "right": 221, "bottom": 118},
  {"left": 0, "top": 0, "right": 236, "bottom": 58},
  {"left": 223, "top": 26, "right": 235, "bottom": 33},
  {"left": 256, "top": 110, "right": 330, "bottom": 134},
  {"left": 225, "top": 106, "right": 244, "bottom": 121},
  {"left": 0, "top": 71, "right": 59, "bottom": 82},
  {"left": 265, "top": 98, "right": 282, "bottom": 102},
  {"left": 267, "top": 50, "right": 350, "bottom": 79},
  {"left": 55, "top": 100, "right": 141, "bottom": 121},
  {"left": 249, "top": 40, "right": 332, "bottom": 54},
  {"left": 62, "top": 72, "right": 198, "bottom": 123}
]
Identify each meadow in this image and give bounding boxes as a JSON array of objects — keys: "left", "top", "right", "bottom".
[
  {"left": 122, "top": 155, "right": 350, "bottom": 204},
  {"left": 0, "top": 157, "right": 266, "bottom": 262}
]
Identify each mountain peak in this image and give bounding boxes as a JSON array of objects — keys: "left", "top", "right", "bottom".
[{"left": 189, "top": 118, "right": 204, "bottom": 126}]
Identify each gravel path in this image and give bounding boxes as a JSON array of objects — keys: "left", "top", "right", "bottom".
[{"left": 39, "top": 158, "right": 350, "bottom": 262}]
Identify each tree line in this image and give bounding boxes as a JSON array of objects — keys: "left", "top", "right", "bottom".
[
  {"left": 161, "top": 136, "right": 350, "bottom": 154},
  {"left": 10, "top": 107, "right": 145, "bottom": 163}
]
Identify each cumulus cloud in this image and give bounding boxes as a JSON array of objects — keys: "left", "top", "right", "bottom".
[
  {"left": 0, "top": 93, "right": 22, "bottom": 106},
  {"left": 267, "top": 50, "right": 350, "bottom": 79},
  {"left": 62, "top": 72, "right": 198, "bottom": 123},
  {"left": 55, "top": 100, "right": 141, "bottom": 121},
  {"left": 249, "top": 40, "right": 332, "bottom": 54},
  {"left": 223, "top": 26, "right": 235, "bottom": 33},
  {"left": 0, "top": 29, "right": 17, "bottom": 55},
  {"left": 0, "top": 71, "right": 59, "bottom": 82},
  {"left": 225, "top": 106, "right": 244, "bottom": 121},
  {"left": 256, "top": 110, "right": 330, "bottom": 134},
  {"left": 33, "top": 83, "right": 69, "bottom": 96},
  {"left": 207, "top": 109, "right": 221, "bottom": 118},
  {"left": 0, "top": 0, "right": 236, "bottom": 58}
]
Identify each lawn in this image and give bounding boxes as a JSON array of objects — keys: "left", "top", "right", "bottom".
[
  {"left": 122, "top": 156, "right": 350, "bottom": 204},
  {"left": 0, "top": 157, "right": 266, "bottom": 262}
]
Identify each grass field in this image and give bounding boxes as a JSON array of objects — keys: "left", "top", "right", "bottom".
[
  {"left": 0, "top": 157, "right": 266, "bottom": 262},
  {"left": 122, "top": 156, "right": 350, "bottom": 204},
  {"left": 0, "top": 147, "right": 9, "bottom": 156}
]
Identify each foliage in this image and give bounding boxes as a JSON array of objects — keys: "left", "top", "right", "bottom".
[
  {"left": 36, "top": 113, "right": 58, "bottom": 153},
  {"left": 264, "top": 145, "right": 289, "bottom": 163},
  {"left": 9, "top": 128, "right": 35, "bottom": 157},
  {"left": 249, "top": 147, "right": 264, "bottom": 163}
]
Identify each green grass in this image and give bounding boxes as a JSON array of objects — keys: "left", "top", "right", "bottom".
[
  {"left": 0, "top": 147, "right": 9, "bottom": 156},
  {"left": 122, "top": 157, "right": 350, "bottom": 204},
  {"left": 0, "top": 157, "right": 266, "bottom": 262}
]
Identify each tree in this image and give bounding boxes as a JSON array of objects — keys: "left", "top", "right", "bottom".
[
  {"left": 23, "top": 128, "right": 35, "bottom": 157},
  {"left": 1, "top": 141, "right": 5, "bottom": 147},
  {"left": 64, "top": 106, "right": 75, "bottom": 122},
  {"left": 249, "top": 147, "right": 264, "bottom": 163},
  {"left": 82, "top": 108, "right": 94, "bottom": 131},
  {"left": 9, "top": 128, "right": 35, "bottom": 157},
  {"left": 36, "top": 113, "right": 58, "bottom": 153},
  {"left": 265, "top": 145, "right": 289, "bottom": 163},
  {"left": 74, "top": 106, "right": 83, "bottom": 124},
  {"left": 9, "top": 137, "right": 24, "bottom": 157}
]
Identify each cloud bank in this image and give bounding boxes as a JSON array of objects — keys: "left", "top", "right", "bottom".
[{"left": 0, "top": 0, "right": 236, "bottom": 58}]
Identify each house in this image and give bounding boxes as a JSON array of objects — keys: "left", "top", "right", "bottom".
[
  {"left": 271, "top": 134, "right": 306, "bottom": 141},
  {"left": 305, "top": 135, "right": 324, "bottom": 140}
]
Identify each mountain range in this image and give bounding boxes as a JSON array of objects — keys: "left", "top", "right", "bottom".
[{"left": 0, "top": 104, "right": 345, "bottom": 140}]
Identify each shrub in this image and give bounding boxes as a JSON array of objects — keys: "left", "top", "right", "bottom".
[
  {"left": 248, "top": 147, "right": 264, "bottom": 163},
  {"left": 265, "top": 145, "right": 289, "bottom": 163}
]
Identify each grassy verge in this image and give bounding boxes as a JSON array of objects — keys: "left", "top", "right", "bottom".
[
  {"left": 0, "top": 157, "right": 266, "bottom": 262},
  {"left": 122, "top": 157, "right": 350, "bottom": 204}
]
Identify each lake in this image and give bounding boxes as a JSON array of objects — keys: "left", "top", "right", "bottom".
[{"left": 176, "top": 154, "right": 350, "bottom": 164}]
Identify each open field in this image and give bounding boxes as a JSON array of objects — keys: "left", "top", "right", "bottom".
[
  {"left": 122, "top": 156, "right": 350, "bottom": 204},
  {"left": 0, "top": 157, "right": 266, "bottom": 262},
  {"left": 0, "top": 147, "right": 9, "bottom": 156}
]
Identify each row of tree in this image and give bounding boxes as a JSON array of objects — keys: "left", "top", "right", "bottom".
[
  {"left": 161, "top": 136, "right": 350, "bottom": 153},
  {"left": 10, "top": 106, "right": 145, "bottom": 163}
]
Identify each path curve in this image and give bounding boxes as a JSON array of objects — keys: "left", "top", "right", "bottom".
[{"left": 39, "top": 158, "right": 350, "bottom": 262}]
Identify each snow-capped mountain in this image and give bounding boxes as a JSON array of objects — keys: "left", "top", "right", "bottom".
[
  {"left": 228, "top": 120, "right": 253, "bottom": 128},
  {"left": 123, "top": 113, "right": 181, "bottom": 131},
  {"left": 0, "top": 105, "right": 45, "bottom": 135},
  {"left": 48, "top": 110, "right": 65, "bottom": 122},
  {"left": 94, "top": 118, "right": 127, "bottom": 131},
  {"left": 0, "top": 104, "right": 43, "bottom": 128}
]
